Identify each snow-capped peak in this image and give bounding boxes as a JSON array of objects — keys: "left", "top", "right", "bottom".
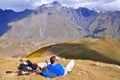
[{"left": 92, "top": 8, "right": 100, "bottom": 13}]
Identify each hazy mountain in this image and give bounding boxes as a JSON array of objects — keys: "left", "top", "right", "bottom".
[{"left": 0, "top": 1, "right": 120, "bottom": 42}]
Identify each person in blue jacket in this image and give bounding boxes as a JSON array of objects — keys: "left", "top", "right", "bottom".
[{"left": 41, "top": 56, "right": 65, "bottom": 78}]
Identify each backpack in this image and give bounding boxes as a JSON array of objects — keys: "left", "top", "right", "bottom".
[{"left": 18, "top": 64, "right": 32, "bottom": 71}]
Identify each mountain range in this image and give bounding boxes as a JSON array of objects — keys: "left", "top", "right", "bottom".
[{"left": 0, "top": 1, "right": 120, "bottom": 42}]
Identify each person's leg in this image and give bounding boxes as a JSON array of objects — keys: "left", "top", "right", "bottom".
[
  {"left": 37, "top": 62, "right": 47, "bottom": 69},
  {"left": 64, "top": 60, "right": 75, "bottom": 76}
]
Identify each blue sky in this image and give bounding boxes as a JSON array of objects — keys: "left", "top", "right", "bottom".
[{"left": 0, "top": 0, "right": 120, "bottom": 12}]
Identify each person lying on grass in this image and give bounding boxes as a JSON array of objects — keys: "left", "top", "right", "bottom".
[
  {"left": 17, "top": 56, "right": 74, "bottom": 77},
  {"left": 40, "top": 56, "right": 75, "bottom": 78}
]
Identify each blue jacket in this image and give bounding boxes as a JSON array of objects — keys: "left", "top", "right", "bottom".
[{"left": 41, "top": 64, "right": 65, "bottom": 78}]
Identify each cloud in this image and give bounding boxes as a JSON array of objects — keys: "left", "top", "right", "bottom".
[
  {"left": 0, "top": 0, "right": 120, "bottom": 12},
  {"left": 0, "top": 0, "right": 39, "bottom": 11},
  {"left": 76, "top": 0, "right": 120, "bottom": 11}
]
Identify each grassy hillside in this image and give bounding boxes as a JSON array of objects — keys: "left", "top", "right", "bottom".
[
  {"left": 26, "top": 38, "right": 120, "bottom": 65},
  {"left": 88, "top": 38, "right": 120, "bottom": 64},
  {"left": 0, "top": 57, "right": 120, "bottom": 80}
]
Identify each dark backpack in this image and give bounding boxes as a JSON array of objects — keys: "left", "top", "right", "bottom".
[
  {"left": 31, "top": 64, "right": 38, "bottom": 70},
  {"left": 26, "top": 60, "right": 38, "bottom": 70},
  {"left": 18, "top": 64, "right": 32, "bottom": 71}
]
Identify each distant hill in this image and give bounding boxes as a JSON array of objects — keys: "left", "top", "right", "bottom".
[
  {"left": 0, "top": 39, "right": 53, "bottom": 57},
  {"left": 26, "top": 38, "right": 120, "bottom": 65}
]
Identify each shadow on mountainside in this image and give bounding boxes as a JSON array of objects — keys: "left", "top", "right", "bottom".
[
  {"left": 49, "top": 44, "right": 120, "bottom": 65},
  {"left": 26, "top": 43, "right": 120, "bottom": 65}
]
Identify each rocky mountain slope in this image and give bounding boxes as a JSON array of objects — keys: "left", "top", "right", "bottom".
[
  {"left": 2, "top": 12, "right": 85, "bottom": 42},
  {"left": 0, "top": 9, "right": 33, "bottom": 36},
  {"left": 0, "top": 1, "right": 120, "bottom": 42}
]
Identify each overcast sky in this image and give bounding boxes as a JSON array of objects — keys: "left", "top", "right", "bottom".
[{"left": 0, "top": 0, "right": 120, "bottom": 12}]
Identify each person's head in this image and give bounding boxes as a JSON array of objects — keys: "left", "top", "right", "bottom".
[{"left": 50, "top": 56, "right": 58, "bottom": 64}]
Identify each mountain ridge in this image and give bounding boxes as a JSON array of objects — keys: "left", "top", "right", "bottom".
[{"left": 0, "top": 1, "right": 120, "bottom": 42}]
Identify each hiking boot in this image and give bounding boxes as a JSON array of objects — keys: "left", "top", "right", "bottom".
[{"left": 17, "top": 70, "right": 22, "bottom": 76}]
